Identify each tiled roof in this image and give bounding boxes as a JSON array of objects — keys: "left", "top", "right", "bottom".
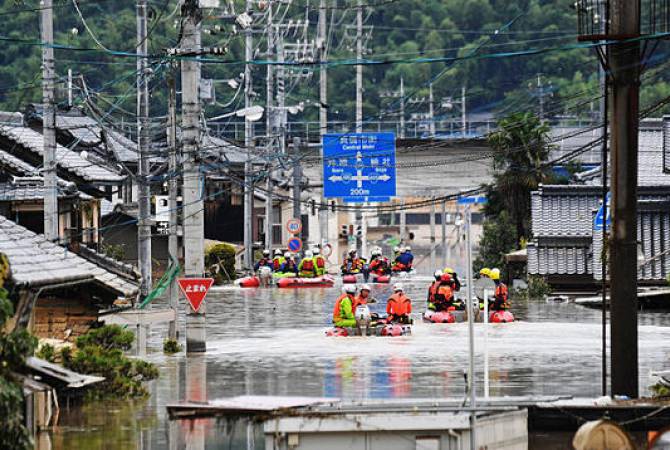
[
  {"left": 0, "top": 179, "right": 92, "bottom": 201},
  {"left": 527, "top": 242, "right": 592, "bottom": 276},
  {"left": 0, "top": 125, "right": 124, "bottom": 183},
  {"left": 0, "top": 216, "right": 138, "bottom": 297},
  {"left": 531, "top": 186, "right": 601, "bottom": 238}
]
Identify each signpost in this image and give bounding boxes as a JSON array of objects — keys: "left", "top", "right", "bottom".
[
  {"left": 457, "top": 194, "right": 487, "bottom": 450},
  {"left": 286, "top": 218, "right": 303, "bottom": 235},
  {"left": 323, "top": 132, "right": 396, "bottom": 201},
  {"left": 287, "top": 236, "right": 302, "bottom": 253},
  {"left": 594, "top": 192, "right": 611, "bottom": 231},
  {"left": 177, "top": 278, "right": 214, "bottom": 313}
]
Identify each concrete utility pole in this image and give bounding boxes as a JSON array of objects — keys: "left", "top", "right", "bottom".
[
  {"left": 428, "top": 82, "right": 435, "bottom": 137},
  {"left": 441, "top": 200, "right": 447, "bottom": 267},
  {"left": 465, "top": 204, "right": 476, "bottom": 450},
  {"left": 276, "top": 27, "right": 286, "bottom": 154},
  {"left": 137, "top": 0, "right": 153, "bottom": 300},
  {"left": 318, "top": 0, "right": 329, "bottom": 249},
  {"left": 292, "top": 137, "right": 302, "bottom": 223},
  {"left": 41, "top": 0, "right": 58, "bottom": 242},
  {"left": 399, "top": 200, "right": 406, "bottom": 244},
  {"left": 355, "top": 0, "right": 363, "bottom": 133},
  {"left": 399, "top": 77, "right": 405, "bottom": 139},
  {"left": 609, "top": 0, "right": 641, "bottom": 398},
  {"left": 430, "top": 196, "right": 436, "bottom": 269},
  {"left": 180, "top": 0, "right": 206, "bottom": 353},
  {"left": 264, "top": 1, "right": 274, "bottom": 251},
  {"left": 244, "top": 0, "right": 254, "bottom": 269},
  {"left": 167, "top": 75, "right": 179, "bottom": 341},
  {"left": 461, "top": 86, "right": 467, "bottom": 136}
]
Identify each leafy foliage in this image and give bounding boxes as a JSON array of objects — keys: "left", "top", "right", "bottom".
[
  {"left": 63, "top": 325, "right": 158, "bottom": 399},
  {"left": 36, "top": 343, "right": 56, "bottom": 362},
  {"left": 474, "top": 210, "right": 518, "bottom": 273},
  {"left": 162, "top": 338, "right": 182, "bottom": 355},
  {"left": 205, "top": 243, "right": 237, "bottom": 283}
]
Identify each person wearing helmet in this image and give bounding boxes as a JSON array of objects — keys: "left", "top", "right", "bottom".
[
  {"left": 279, "top": 252, "right": 298, "bottom": 276},
  {"left": 393, "top": 246, "right": 401, "bottom": 259},
  {"left": 313, "top": 247, "right": 327, "bottom": 276},
  {"left": 404, "top": 246, "right": 414, "bottom": 265},
  {"left": 272, "top": 249, "right": 285, "bottom": 271},
  {"left": 353, "top": 284, "right": 372, "bottom": 310},
  {"left": 369, "top": 249, "right": 391, "bottom": 277},
  {"left": 489, "top": 268, "right": 509, "bottom": 311},
  {"left": 393, "top": 246, "right": 413, "bottom": 272},
  {"left": 341, "top": 249, "right": 364, "bottom": 275},
  {"left": 333, "top": 284, "right": 357, "bottom": 328},
  {"left": 479, "top": 267, "right": 491, "bottom": 279},
  {"left": 254, "top": 249, "right": 273, "bottom": 272},
  {"left": 443, "top": 267, "right": 461, "bottom": 291},
  {"left": 298, "top": 250, "right": 317, "bottom": 278},
  {"left": 427, "top": 270, "right": 443, "bottom": 310},
  {"left": 387, "top": 283, "right": 412, "bottom": 323}
]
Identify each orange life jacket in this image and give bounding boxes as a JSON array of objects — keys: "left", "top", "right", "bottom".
[
  {"left": 435, "top": 284, "right": 453, "bottom": 303},
  {"left": 428, "top": 281, "right": 440, "bottom": 302},
  {"left": 333, "top": 293, "right": 354, "bottom": 322},
  {"left": 387, "top": 292, "right": 412, "bottom": 316},
  {"left": 495, "top": 283, "right": 508, "bottom": 302},
  {"left": 352, "top": 294, "right": 368, "bottom": 311},
  {"left": 273, "top": 257, "right": 283, "bottom": 270}
]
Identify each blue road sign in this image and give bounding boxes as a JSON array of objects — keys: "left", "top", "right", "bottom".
[
  {"left": 323, "top": 133, "right": 396, "bottom": 200},
  {"left": 287, "top": 237, "right": 302, "bottom": 253},
  {"left": 594, "top": 192, "right": 611, "bottom": 231},
  {"left": 457, "top": 195, "right": 488, "bottom": 205}
]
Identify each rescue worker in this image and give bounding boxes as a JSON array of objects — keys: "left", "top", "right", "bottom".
[
  {"left": 427, "top": 270, "right": 443, "bottom": 310},
  {"left": 313, "top": 247, "right": 327, "bottom": 276},
  {"left": 333, "top": 284, "right": 357, "bottom": 328},
  {"left": 490, "top": 268, "right": 509, "bottom": 311},
  {"left": 393, "top": 246, "right": 401, "bottom": 259},
  {"left": 341, "top": 249, "right": 363, "bottom": 274},
  {"left": 279, "top": 252, "right": 299, "bottom": 275},
  {"left": 443, "top": 267, "right": 461, "bottom": 291},
  {"left": 387, "top": 283, "right": 412, "bottom": 323},
  {"left": 479, "top": 267, "right": 491, "bottom": 279},
  {"left": 353, "top": 284, "right": 372, "bottom": 311},
  {"left": 298, "top": 250, "right": 317, "bottom": 278},
  {"left": 393, "top": 247, "right": 413, "bottom": 272},
  {"left": 369, "top": 249, "right": 390, "bottom": 276},
  {"left": 253, "top": 250, "right": 273, "bottom": 272},
  {"left": 272, "top": 249, "right": 285, "bottom": 272},
  {"left": 432, "top": 273, "right": 455, "bottom": 311},
  {"left": 404, "top": 246, "right": 414, "bottom": 266}
]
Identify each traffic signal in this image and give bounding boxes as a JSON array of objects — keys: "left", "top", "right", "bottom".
[
  {"left": 340, "top": 224, "right": 349, "bottom": 238},
  {"left": 355, "top": 225, "right": 363, "bottom": 237}
]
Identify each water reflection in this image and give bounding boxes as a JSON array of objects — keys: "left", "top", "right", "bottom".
[{"left": 50, "top": 281, "right": 670, "bottom": 449}]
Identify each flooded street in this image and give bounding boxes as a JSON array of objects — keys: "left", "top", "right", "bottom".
[{"left": 52, "top": 282, "right": 670, "bottom": 448}]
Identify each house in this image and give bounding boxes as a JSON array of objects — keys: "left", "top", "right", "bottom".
[
  {"left": 0, "top": 216, "right": 138, "bottom": 341},
  {"left": 527, "top": 118, "right": 670, "bottom": 287}
]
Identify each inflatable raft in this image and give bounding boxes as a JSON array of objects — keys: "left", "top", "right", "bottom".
[
  {"left": 422, "top": 310, "right": 456, "bottom": 324},
  {"left": 489, "top": 310, "right": 515, "bottom": 323},
  {"left": 276, "top": 275, "right": 335, "bottom": 288}
]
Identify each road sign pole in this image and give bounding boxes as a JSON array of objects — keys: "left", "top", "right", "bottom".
[{"left": 465, "top": 204, "right": 476, "bottom": 450}]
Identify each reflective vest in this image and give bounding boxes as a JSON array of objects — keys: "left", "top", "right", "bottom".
[
  {"left": 387, "top": 293, "right": 412, "bottom": 316},
  {"left": 300, "top": 258, "right": 315, "bottom": 273},
  {"left": 315, "top": 256, "right": 326, "bottom": 269},
  {"left": 428, "top": 281, "right": 440, "bottom": 302},
  {"left": 333, "top": 294, "right": 354, "bottom": 322},
  {"left": 435, "top": 284, "right": 453, "bottom": 303},
  {"left": 495, "top": 283, "right": 509, "bottom": 304},
  {"left": 273, "top": 257, "right": 285, "bottom": 271},
  {"left": 353, "top": 294, "right": 368, "bottom": 311}
]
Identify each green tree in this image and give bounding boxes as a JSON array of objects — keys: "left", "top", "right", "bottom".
[
  {"left": 487, "top": 112, "right": 552, "bottom": 241},
  {"left": 0, "top": 254, "right": 38, "bottom": 450},
  {"left": 474, "top": 210, "right": 518, "bottom": 272}
]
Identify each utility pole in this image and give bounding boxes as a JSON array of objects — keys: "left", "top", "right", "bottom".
[
  {"left": 399, "top": 199, "right": 406, "bottom": 244},
  {"left": 41, "top": 0, "right": 58, "bottom": 243},
  {"left": 537, "top": 74, "right": 544, "bottom": 121},
  {"left": 461, "top": 86, "right": 467, "bottom": 137},
  {"left": 441, "top": 200, "right": 447, "bottom": 267},
  {"left": 428, "top": 83, "right": 435, "bottom": 137},
  {"left": 399, "top": 77, "right": 405, "bottom": 139},
  {"left": 292, "top": 137, "right": 302, "bottom": 222},
  {"left": 355, "top": 0, "right": 363, "bottom": 133},
  {"left": 167, "top": 74, "right": 179, "bottom": 341},
  {"left": 180, "top": 0, "right": 206, "bottom": 353},
  {"left": 264, "top": 1, "right": 274, "bottom": 251},
  {"left": 430, "top": 196, "right": 436, "bottom": 269},
  {"left": 465, "top": 204, "right": 476, "bottom": 450},
  {"left": 277, "top": 27, "right": 286, "bottom": 154},
  {"left": 609, "top": 0, "right": 640, "bottom": 398},
  {"left": 137, "top": 0, "right": 152, "bottom": 300},
  {"left": 244, "top": 0, "right": 254, "bottom": 269},
  {"left": 318, "top": 0, "right": 329, "bottom": 249}
]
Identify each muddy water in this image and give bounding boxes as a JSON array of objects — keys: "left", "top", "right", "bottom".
[{"left": 51, "top": 281, "right": 670, "bottom": 449}]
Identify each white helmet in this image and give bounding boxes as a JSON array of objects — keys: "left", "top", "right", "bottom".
[
  {"left": 284, "top": 252, "right": 291, "bottom": 258},
  {"left": 405, "top": 246, "right": 412, "bottom": 252},
  {"left": 263, "top": 249, "right": 270, "bottom": 256},
  {"left": 393, "top": 246, "right": 400, "bottom": 253},
  {"left": 304, "top": 250, "right": 313, "bottom": 258},
  {"left": 392, "top": 283, "right": 404, "bottom": 292},
  {"left": 274, "top": 249, "right": 282, "bottom": 256},
  {"left": 349, "top": 248, "right": 357, "bottom": 255},
  {"left": 313, "top": 247, "right": 321, "bottom": 255},
  {"left": 360, "top": 284, "right": 371, "bottom": 292},
  {"left": 343, "top": 284, "right": 357, "bottom": 294},
  {"left": 434, "top": 270, "right": 443, "bottom": 280}
]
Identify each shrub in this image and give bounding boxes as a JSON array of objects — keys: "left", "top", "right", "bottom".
[
  {"left": 205, "top": 243, "right": 237, "bottom": 283},
  {"left": 163, "top": 339, "right": 182, "bottom": 355},
  {"left": 36, "top": 343, "right": 56, "bottom": 362},
  {"left": 63, "top": 325, "right": 158, "bottom": 399},
  {"left": 651, "top": 382, "right": 670, "bottom": 398}
]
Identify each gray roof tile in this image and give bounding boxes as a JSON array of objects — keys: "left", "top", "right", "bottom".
[
  {"left": 0, "top": 125, "right": 124, "bottom": 183},
  {"left": 0, "top": 216, "right": 138, "bottom": 296}
]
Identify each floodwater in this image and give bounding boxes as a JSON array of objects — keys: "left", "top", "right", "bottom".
[{"left": 51, "top": 281, "right": 670, "bottom": 449}]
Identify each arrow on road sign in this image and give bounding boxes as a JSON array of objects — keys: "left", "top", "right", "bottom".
[
  {"left": 177, "top": 278, "right": 214, "bottom": 313},
  {"left": 594, "top": 192, "right": 611, "bottom": 231}
]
